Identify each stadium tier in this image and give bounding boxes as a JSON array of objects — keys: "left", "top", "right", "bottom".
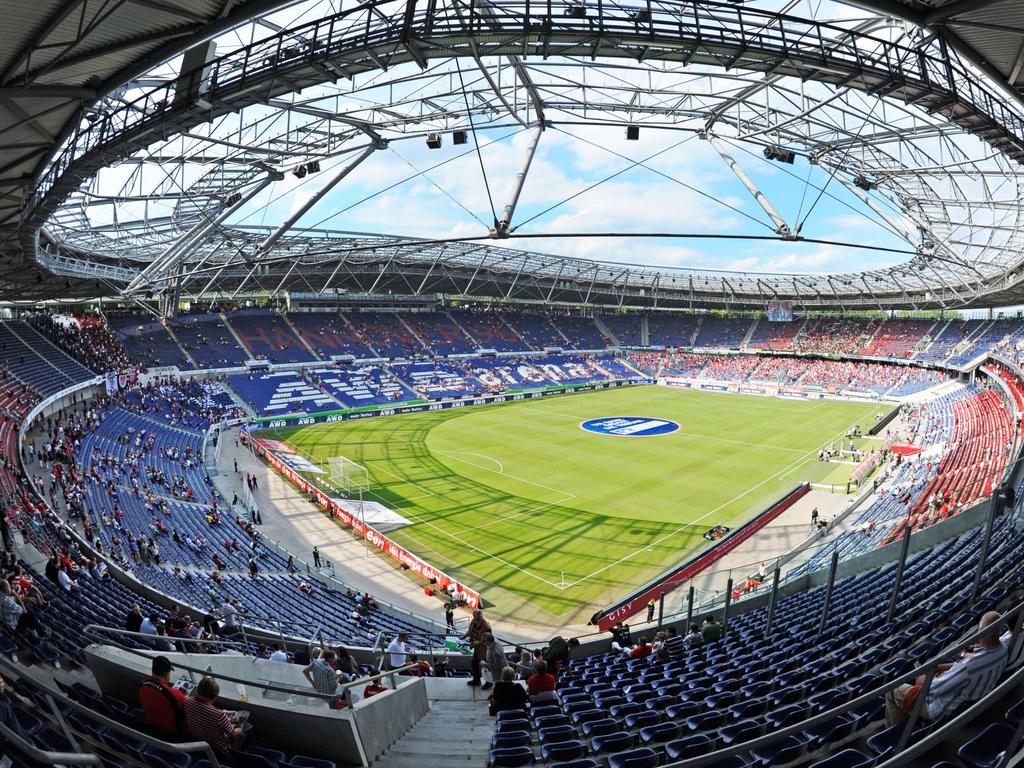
[
  {"left": 169, "top": 314, "right": 249, "bottom": 370},
  {"left": 399, "top": 311, "right": 478, "bottom": 356},
  {"left": 448, "top": 309, "right": 533, "bottom": 352},
  {"left": 637, "top": 352, "right": 946, "bottom": 397},
  {"left": 286, "top": 313, "right": 377, "bottom": 359},
  {"left": 2, "top": 311, "right": 1024, "bottom": 768},
  {"left": 225, "top": 310, "right": 315, "bottom": 365}
]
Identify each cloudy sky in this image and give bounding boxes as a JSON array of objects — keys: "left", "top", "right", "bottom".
[{"left": 224, "top": 118, "right": 911, "bottom": 275}]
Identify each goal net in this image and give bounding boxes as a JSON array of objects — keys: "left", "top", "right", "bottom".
[{"left": 328, "top": 456, "right": 370, "bottom": 496}]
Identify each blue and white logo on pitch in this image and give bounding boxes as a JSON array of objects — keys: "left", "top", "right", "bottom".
[{"left": 580, "top": 417, "right": 680, "bottom": 437}]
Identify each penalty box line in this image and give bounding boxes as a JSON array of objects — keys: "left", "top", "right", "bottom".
[{"left": 562, "top": 413, "right": 871, "bottom": 590}]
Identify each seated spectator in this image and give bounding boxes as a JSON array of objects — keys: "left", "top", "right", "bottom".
[
  {"left": 138, "top": 656, "right": 186, "bottom": 738},
  {"left": 268, "top": 643, "right": 288, "bottom": 663},
  {"left": 701, "top": 615, "right": 722, "bottom": 644},
  {"left": 526, "top": 660, "right": 558, "bottom": 706},
  {"left": 885, "top": 610, "right": 1008, "bottom": 725},
  {"left": 1, "top": 579, "right": 46, "bottom": 638},
  {"left": 489, "top": 666, "right": 528, "bottom": 716},
  {"left": 184, "top": 676, "right": 249, "bottom": 753},
  {"left": 0, "top": 676, "right": 29, "bottom": 740}
]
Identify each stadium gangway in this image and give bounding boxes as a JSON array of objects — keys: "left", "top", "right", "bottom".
[
  {"left": 655, "top": 591, "right": 1024, "bottom": 768},
  {"left": 0, "top": 646, "right": 214, "bottom": 766}
]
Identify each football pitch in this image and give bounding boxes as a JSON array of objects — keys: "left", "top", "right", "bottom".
[{"left": 263, "top": 386, "right": 879, "bottom": 625}]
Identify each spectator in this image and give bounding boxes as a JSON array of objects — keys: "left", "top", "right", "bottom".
[
  {"left": 701, "top": 615, "right": 722, "bottom": 644},
  {"left": 184, "top": 676, "right": 248, "bottom": 753},
  {"left": 542, "top": 636, "right": 579, "bottom": 677},
  {"left": 140, "top": 612, "right": 160, "bottom": 646},
  {"left": 483, "top": 633, "right": 505, "bottom": 690},
  {"left": 125, "top": 603, "right": 143, "bottom": 634},
  {"left": 526, "top": 660, "right": 558, "bottom": 706},
  {"left": 462, "top": 608, "right": 491, "bottom": 687},
  {"left": 334, "top": 647, "right": 360, "bottom": 682},
  {"left": 268, "top": 643, "right": 288, "bottom": 663},
  {"left": 303, "top": 649, "right": 341, "bottom": 702},
  {"left": 489, "top": 667, "right": 528, "bottom": 716},
  {"left": 0, "top": 676, "right": 29, "bottom": 740},
  {"left": 1, "top": 579, "right": 45, "bottom": 638},
  {"left": 138, "top": 656, "right": 186, "bottom": 738},
  {"left": 684, "top": 624, "right": 703, "bottom": 649},
  {"left": 386, "top": 632, "right": 410, "bottom": 670},
  {"left": 57, "top": 566, "right": 78, "bottom": 592},
  {"left": 885, "top": 610, "right": 1008, "bottom": 725}
]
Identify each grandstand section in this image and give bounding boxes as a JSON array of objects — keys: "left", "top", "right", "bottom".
[{"left": 7, "top": 0, "right": 1024, "bottom": 766}]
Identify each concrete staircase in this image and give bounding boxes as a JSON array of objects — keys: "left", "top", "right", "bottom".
[{"left": 371, "top": 680, "right": 492, "bottom": 768}]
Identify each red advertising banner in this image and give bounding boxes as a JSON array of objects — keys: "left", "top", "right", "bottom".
[
  {"left": 249, "top": 436, "right": 481, "bottom": 609},
  {"left": 593, "top": 483, "right": 810, "bottom": 631}
]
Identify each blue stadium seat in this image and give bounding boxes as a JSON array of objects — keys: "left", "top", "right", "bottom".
[
  {"left": 607, "top": 748, "right": 659, "bottom": 768},
  {"left": 809, "top": 749, "right": 874, "bottom": 768},
  {"left": 492, "top": 731, "right": 531, "bottom": 750},
  {"left": 638, "top": 721, "right": 681, "bottom": 745},
  {"left": 958, "top": 723, "right": 1016, "bottom": 768},
  {"left": 590, "top": 732, "right": 634, "bottom": 755},
  {"left": 487, "top": 746, "right": 535, "bottom": 768},
  {"left": 541, "top": 740, "right": 587, "bottom": 763},
  {"left": 749, "top": 735, "right": 806, "bottom": 767}
]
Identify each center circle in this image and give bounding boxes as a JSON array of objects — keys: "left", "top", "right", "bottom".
[{"left": 579, "top": 417, "right": 680, "bottom": 437}]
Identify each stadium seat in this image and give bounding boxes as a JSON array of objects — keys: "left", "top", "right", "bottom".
[
  {"left": 581, "top": 719, "right": 620, "bottom": 738},
  {"left": 718, "top": 719, "right": 763, "bottom": 746},
  {"left": 801, "top": 714, "right": 855, "bottom": 751},
  {"left": 541, "top": 741, "right": 587, "bottom": 763},
  {"left": 539, "top": 725, "right": 578, "bottom": 745},
  {"left": 749, "top": 735, "right": 806, "bottom": 767},
  {"left": 639, "top": 721, "right": 681, "bottom": 745},
  {"left": 488, "top": 746, "right": 536, "bottom": 768},
  {"left": 809, "top": 749, "right": 874, "bottom": 768},
  {"left": 590, "top": 732, "right": 634, "bottom": 755},
  {"left": 607, "top": 748, "right": 659, "bottom": 768},
  {"left": 492, "top": 732, "right": 531, "bottom": 750},
  {"left": 958, "top": 723, "right": 1016, "bottom": 768}
]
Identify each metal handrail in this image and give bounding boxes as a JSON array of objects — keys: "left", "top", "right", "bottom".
[
  {"left": 82, "top": 624, "right": 426, "bottom": 707},
  {"left": 0, "top": 651, "right": 217, "bottom": 767},
  {"left": 657, "top": 568, "right": 1024, "bottom": 766}
]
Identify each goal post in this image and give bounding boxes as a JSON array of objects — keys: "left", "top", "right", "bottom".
[{"left": 328, "top": 456, "right": 370, "bottom": 496}]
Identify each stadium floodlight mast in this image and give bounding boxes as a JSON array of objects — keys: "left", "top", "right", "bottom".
[{"left": 328, "top": 457, "right": 371, "bottom": 557}]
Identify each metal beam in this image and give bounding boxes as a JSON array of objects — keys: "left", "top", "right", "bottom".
[
  {"left": 708, "top": 136, "right": 791, "bottom": 236},
  {"left": 251, "top": 142, "right": 381, "bottom": 262},
  {"left": 495, "top": 122, "right": 543, "bottom": 237}
]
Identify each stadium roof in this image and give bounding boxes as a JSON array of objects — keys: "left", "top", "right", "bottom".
[
  {"left": 0, "top": 0, "right": 301, "bottom": 300},
  {"left": 849, "top": 0, "right": 1024, "bottom": 103},
  {"left": 8, "top": 0, "right": 1024, "bottom": 309}
]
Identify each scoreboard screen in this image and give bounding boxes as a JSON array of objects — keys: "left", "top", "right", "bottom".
[{"left": 767, "top": 300, "right": 794, "bottom": 322}]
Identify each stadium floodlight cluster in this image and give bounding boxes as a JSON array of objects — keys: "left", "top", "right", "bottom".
[{"left": 23, "top": 0, "right": 1024, "bottom": 310}]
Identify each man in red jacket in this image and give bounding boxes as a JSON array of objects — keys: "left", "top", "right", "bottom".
[{"left": 138, "top": 656, "right": 186, "bottom": 737}]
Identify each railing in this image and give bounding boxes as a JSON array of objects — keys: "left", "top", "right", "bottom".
[
  {"left": 83, "top": 625, "right": 430, "bottom": 709},
  {"left": 0, "top": 648, "right": 218, "bottom": 767},
  {"left": 658, "top": 586, "right": 1024, "bottom": 768}
]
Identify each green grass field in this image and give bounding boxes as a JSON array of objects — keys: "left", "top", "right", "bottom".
[{"left": 262, "top": 386, "right": 879, "bottom": 624}]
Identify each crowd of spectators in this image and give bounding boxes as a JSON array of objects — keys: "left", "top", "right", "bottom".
[
  {"left": 633, "top": 351, "right": 946, "bottom": 395},
  {"left": 28, "top": 313, "right": 132, "bottom": 373}
]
